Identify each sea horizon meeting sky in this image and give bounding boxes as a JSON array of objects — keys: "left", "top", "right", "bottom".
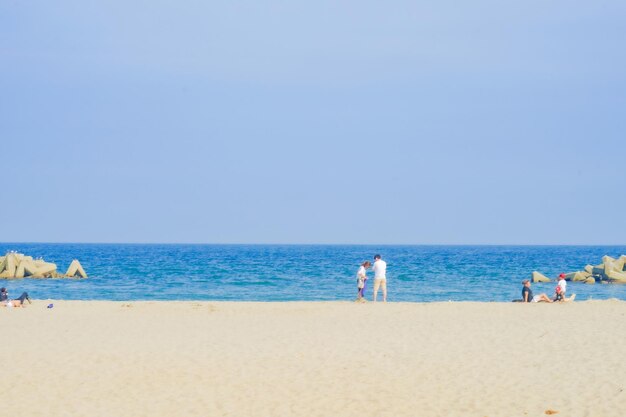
[{"left": 1, "top": 1, "right": 625, "bottom": 245}]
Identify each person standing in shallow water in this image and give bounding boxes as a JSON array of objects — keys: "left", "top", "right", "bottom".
[
  {"left": 372, "top": 254, "right": 387, "bottom": 302},
  {"left": 356, "top": 261, "right": 371, "bottom": 302}
]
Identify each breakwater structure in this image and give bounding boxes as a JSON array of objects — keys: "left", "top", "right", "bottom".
[
  {"left": 0, "top": 251, "right": 87, "bottom": 279},
  {"left": 531, "top": 255, "right": 626, "bottom": 284}
]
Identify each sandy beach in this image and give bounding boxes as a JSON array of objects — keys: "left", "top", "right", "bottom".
[{"left": 2, "top": 300, "right": 625, "bottom": 417}]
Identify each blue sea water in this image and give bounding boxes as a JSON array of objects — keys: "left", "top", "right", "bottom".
[{"left": 1, "top": 244, "right": 626, "bottom": 302}]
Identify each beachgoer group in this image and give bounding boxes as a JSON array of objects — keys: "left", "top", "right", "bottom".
[
  {"left": 355, "top": 254, "right": 387, "bottom": 302},
  {"left": 353, "top": 258, "right": 577, "bottom": 304},
  {"left": 521, "top": 274, "right": 575, "bottom": 303}
]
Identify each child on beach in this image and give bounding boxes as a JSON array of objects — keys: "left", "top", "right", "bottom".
[
  {"left": 553, "top": 274, "right": 576, "bottom": 302},
  {"left": 554, "top": 273, "right": 567, "bottom": 301},
  {"left": 356, "top": 261, "right": 371, "bottom": 302}
]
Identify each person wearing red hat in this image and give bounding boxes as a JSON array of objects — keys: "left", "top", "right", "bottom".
[{"left": 554, "top": 273, "right": 567, "bottom": 301}]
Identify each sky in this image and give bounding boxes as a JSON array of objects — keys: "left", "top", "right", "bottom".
[{"left": 1, "top": 1, "right": 625, "bottom": 244}]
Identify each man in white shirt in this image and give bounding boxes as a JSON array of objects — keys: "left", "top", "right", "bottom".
[{"left": 372, "top": 254, "right": 387, "bottom": 302}]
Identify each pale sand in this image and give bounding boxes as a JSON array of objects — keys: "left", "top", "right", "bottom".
[{"left": 2, "top": 300, "right": 625, "bottom": 417}]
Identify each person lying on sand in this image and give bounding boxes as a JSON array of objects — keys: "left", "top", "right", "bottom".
[
  {"left": 0, "top": 287, "right": 31, "bottom": 308},
  {"left": 522, "top": 280, "right": 553, "bottom": 303}
]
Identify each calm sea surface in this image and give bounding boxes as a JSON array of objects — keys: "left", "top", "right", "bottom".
[{"left": 1, "top": 244, "right": 625, "bottom": 302}]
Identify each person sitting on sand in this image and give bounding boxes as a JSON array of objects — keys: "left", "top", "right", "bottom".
[
  {"left": 0, "top": 287, "right": 31, "bottom": 308},
  {"left": 356, "top": 261, "right": 371, "bottom": 302},
  {"left": 522, "top": 280, "right": 552, "bottom": 303}
]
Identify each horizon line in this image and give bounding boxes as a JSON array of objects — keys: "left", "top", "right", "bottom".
[{"left": 1, "top": 241, "right": 626, "bottom": 247}]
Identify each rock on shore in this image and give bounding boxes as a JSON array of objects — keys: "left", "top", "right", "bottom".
[
  {"left": 0, "top": 252, "right": 87, "bottom": 279},
  {"left": 530, "top": 255, "right": 626, "bottom": 284}
]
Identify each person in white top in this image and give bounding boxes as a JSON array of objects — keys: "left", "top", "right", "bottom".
[
  {"left": 356, "top": 261, "right": 371, "bottom": 301},
  {"left": 372, "top": 254, "right": 387, "bottom": 302},
  {"left": 554, "top": 273, "right": 576, "bottom": 302},
  {"left": 555, "top": 274, "right": 567, "bottom": 301}
]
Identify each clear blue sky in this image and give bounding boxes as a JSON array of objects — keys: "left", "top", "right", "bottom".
[{"left": 2, "top": 1, "right": 625, "bottom": 244}]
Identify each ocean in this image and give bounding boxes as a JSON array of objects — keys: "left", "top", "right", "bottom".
[{"left": 1, "top": 243, "right": 625, "bottom": 302}]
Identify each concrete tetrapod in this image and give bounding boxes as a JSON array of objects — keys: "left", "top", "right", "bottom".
[
  {"left": 592, "top": 264, "right": 606, "bottom": 277},
  {"left": 606, "top": 270, "right": 626, "bottom": 283},
  {"left": 0, "top": 252, "right": 87, "bottom": 279},
  {"left": 602, "top": 255, "right": 617, "bottom": 264},
  {"left": 529, "top": 254, "right": 626, "bottom": 285},
  {"left": 65, "top": 259, "right": 87, "bottom": 278},
  {"left": 565, "top": 271, "right": 591, "bottom": 282},
  {"left": 23, "top": 262, "right": 39, "bottom": 277},
  {"left": 15, "top": 262, "right": 26, "bottom": 278},
  {"left": 32, "top": 262, "right": 57, "bottom": 278},
  {"left": 532, "top": 271, "right": 551, "bottom": 283},
  {"left": 5, "top": 253, "right": 17, "bottom": 277},
  {"left": 0, "top": 256, "right": 7, "bottom": 278}
]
